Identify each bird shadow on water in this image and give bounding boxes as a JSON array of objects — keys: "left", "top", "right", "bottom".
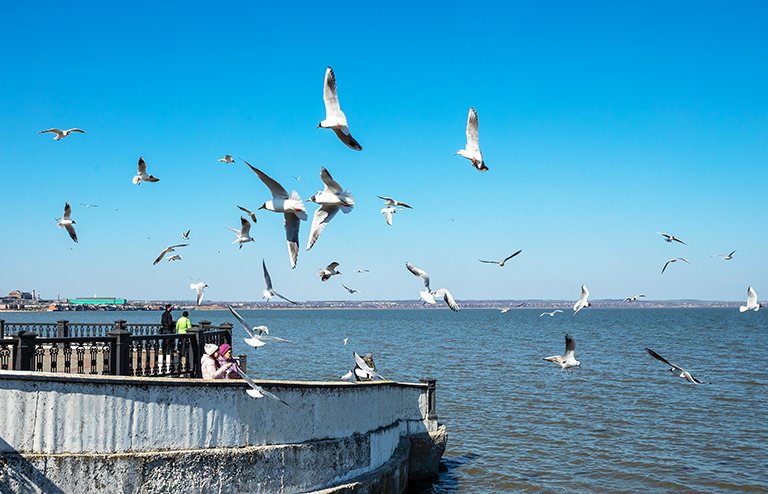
[{"left": 408, "top": 453, "right": 480, "bottom": 494}]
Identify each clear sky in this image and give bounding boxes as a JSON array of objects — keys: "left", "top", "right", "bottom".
[{"left": 1, "top": 1, "right": 766, "bottom": 304}]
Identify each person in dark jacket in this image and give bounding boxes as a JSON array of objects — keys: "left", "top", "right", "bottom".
[{"left": 161, "top": 304, "right": 174, "bottom": 334}]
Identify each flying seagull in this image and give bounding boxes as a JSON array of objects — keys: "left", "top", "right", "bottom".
[
  {"left": 342, "top": 283, "right": 361, "bottom": 294},
  {"left": 455, "top": 107, "right": 487, "bottom": 172},
  {"left": 646, "top": 348, "right": 709, "bottom": 384},
  {"left": 573, "top": 284, "right": 591, "bottom": 317},
  {"left": 624, "top": 294, "right": 645, "bottom": 302},
  {"left": 318, "top": 66, "right": 362, "bottom": 151},
  {"left": 381, "top": 206, "right": 403, "bottom": 226},
  {"left": 228, "top": 306, "right": 295, "bottom": 348},
  {"left": 712, "top": 250, "right": 736, "bottom": 260},
  {"left": 377, "top": 196, "right": 412, "bottom": 209},
  {"left": 182, "top": 230, "right": 190, "bottom": 240},
  {"left": 479, "top": 249, "right": 522, "bottom": 267},
  {"left": 37, "top": 128, "right": 86, "bottom": 140},
  {"left": 245, "top": 160, "right": 307, "bottom": 269},
  {"left": 237, "top": 205, "right": 258, "bottom": 223},
  {"left": 79, "top": 203, "right": 98, "bottom": 208},
  {"left": 262, "top": 259, "right": 299, "bottom": 305},
  {"left": 661, "top": 257, "right": 690, "bottom": 274},
  {"left": 405, "top": 262, "right": 460, "bottom": 312},
  {"left": 540, "top": 310, "right": 564, "bottom": 317},
  {"left": 56, "top": 202, "right": 78, "bottom": 243},
  {"left": 132, "top": 157, "right": 160, "bottom": 184},
  {"left": 656, "top": 232, "right": 687, "bottom": 245},
  {"left": 306, "top": 167, "right": 354, "bottom": 250},
  {"left": 740, "top": 286, "right": 763, "bottom": 312},
  {"left": 500, "top": 308, "right": 512, "bottom": 313},
  {"left": 237, "top": 366, "right": 290, "bottom": 406},
  {"left": 153, "top": 244, "right": 188, "bottom": 265},
  {"left": 544, "top": 334, "right": 581, "bottom": 374},
  {"left": 353, "top": 351, "right": 385, "bottom": 380},
  {"left": 190, "top": 281, "right": 208, "bottom": 305},
  {"left": 218, "top": 155, "right": 235, "bottom": 163},
  {"left": 355, "top": 269, "right": 369, "bottom": 273},
  {"left": 317, "top": 262, "right": 341, "bottom": 282},
  {"left": 226, "top": 215, "right": 254, "bottom": 249}
]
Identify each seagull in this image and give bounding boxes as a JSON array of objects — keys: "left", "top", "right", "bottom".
[
  {"left": 355, "top": 269, "right": 369, "bottom": 273},
  {"left": 343, "top": 338, "right": 349, "bottom": 345},
  {"left": 79, "top": 203, "right": 98, "bottom": 208},
  {"left": 318, "top": 67, "right": 362, "bottom": 151},
  {"left": 712, "top": 250, "right": 736, "bottom": 260},
  {"left": 293, "top": 175, "right": 302, "bottom": 181},
  {"left": 218, "top": 155, "right": 235, "bottom": 163},
  {"left": 190, "top": 281, "right": 208, "bottom": 305},
  {"left": 245, "top": 161, "right": 307, "bottom": 269},
  {"left": 500, "top": 308, "right": 512, "bottom": 313},
  {"left": 306, "top": 167, "right": 354, "bottom": 250},
  {"left": 646, "top": 348, "right": 709, "bottom": 384},
  {"left": 624, "top": 294, "right": 645, "bottom": 302},
  {"left": 377, "top": 196, "right": 412, "bottom": 209},
  {"left": 455, "top": 107, "right": 487, "bottom": 172},
  {"left": 573, "top": 284, "right": 591, "bottom": 317},
  {"left": 228, "top": 306, "right": 295, "bottom": 348},
  {"left": 540, "top": 310, "right": 564, "bottom": 317},
  {"left": 262, "top": 259, "right": 299, "bottom": 305},
  {"left": 166, "top": 255, "right": 182, "bottom": 261},
  {"left": 405, "top": 262, "right": 460, "bottom": 311},
  {"left": 661, "top": 257, "right": 690, "bottom": 274},
  {"left": 237, "top": 367, "right": 290, "bottom": 406},
  {"left": 656, "top": 232, "right": 687, "bottom": 245},
  {"left": 226, "top": 216, "right": 254, "bottom": 249},
  {"left": 132, "top": 157, "right": 160, "bottom": 184},
  {"left": 56, "top": 202, "right": 78, "bottom": 243},
  {"left": 479, "top": 249, "right": 522, "bottom": 267},
  {"left": 381, "top": 206, "right": 403, "bottom": 226},
  {"left": 340, "top": 370, "right": 354, "bottom": 381},
  {"left": 342, "top": 283, "right": 361, "bottom": 294},
  {"left": 740, "top": 286, "right": 763, "bottom": 312},
  {"left": 153, "top": 244, "right": 188, "bottom": 265},
  {"left": 237, "top": 205, "right": 258, "bottom": 223},
  {"left": 353, "top": 351, "right": 385, "bottom": 380},
  {"left": 37, "top": 128, "right": 86, "bottom": 140},
  {"left": 544, "top": 334, "right": 581, "bottom": 373},
  {"left": 181, "top": 230, "right": 190, "bottom": 240},
  {"left": 318, "top": 262, "right": 341, "bottom": 282}
]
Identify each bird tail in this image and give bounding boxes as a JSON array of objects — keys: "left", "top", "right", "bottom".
[
  {"left": 739, "top": 306, "right": 748, "bottom": 312},
  {"left": 132, "top": 175, "right": 141, "bottom": 184},
  {"left": 340, "top": 191, "right": 355, "bottom": 213}
]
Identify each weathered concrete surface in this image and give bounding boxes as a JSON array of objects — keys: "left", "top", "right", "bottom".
[{"left": 408, "top": 424, "right": 447, "bottom": 481}]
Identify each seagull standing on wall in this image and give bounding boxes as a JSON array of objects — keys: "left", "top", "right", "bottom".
[
  {"left": 56, "top": 202, "right": 78, "bottom": 243},
  {"left": 455, "top": 107, "right": 487, "bottom": 172},
  {"left": 318, "top": 67, "right": 362, "bottom": 151},
  {"left": 37, "top": 128, "right": 86, "bottom": 140},
  {"left": 306, "top": 167, "right": 354, "bottom": 250},
  {"left": 573, "top": 285, "right": 590, "bottom": 317}
]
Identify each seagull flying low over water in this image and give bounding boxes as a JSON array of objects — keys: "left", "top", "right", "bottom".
[
  {"left": 342, "top": 283, "right": 361, "bottom": 294},
  {"left": 381, "top": 206, "right": 403, "bottom": 226},
  {"left": 573, "top": 285, "right": 591, "bottom": 317},
  {"left": 353, "top": 352, "right": 385, "bottom": 380},
  {"left": 306, "top": 167, "right": 354, "bottom": 250},
  {"left": 455, "top": 107, "right": 487, "bottom": 172},
  {"left": 656, "top": 232, "right": 687, "bottom": 245},
  {"left": 405, "top": 262, "right": 460, "bottom": 312},
  {"left": 132, "top": 157, "right": 160, "bottom": 184},
  {"left": 245, "top": 161, "right": 307, "bottom": 269},
  {"left": 228, "top": 306, "right": 295, "bottom": 348},
  {"left": 153, "top": 244, "right": 188, "bottom": 265},
  {"left": 544, "top": 334, "right": 581, "bottom": 374},
  {"left": 237, "top": 205, "right": 258, "bottom": 223},
  {"left": 237, "top": 366, "right": 290, "bottom": 406},
  {"left": 318, "top": 262, "right": 341, "bottom": 281},
  {"left": 712, "top": 250, "right": 736, "bottom": 260},
  {"left": 190, "top": 281, "right": 208, "bottom": 305},
  {"left": 624, "top": 294, "right": 645, "bottom": 302},
  {"left": 262, "top": 259, "right": 299, "bottom": 305},
  {"left": 740, "top": 286, "right": 763, "bottom": 312},
  {"left": 56, "top": 202, "right": 78, "bottom": 243},
  {"left": 661, "top": 257, "right": 690, "bottom": 274},
  {"left": 479, "top": 249, "right": 522, "bottom": 267},
  {"left": 377, "top": 196, "right": 412, "bottom": 209},
  {"left": 37, "top": 128, "right": 86, "bottom": 140},
  {"left": 318, "top": 67, "right": 362, "bottom": 151},
  {"left": 218, "top": 155, "right": 234, "bottom": 163},
  {"left": 226, "top": 216, "right": 254, "bottom": 249},
  {"left": 646, "top": 348, "right": 709, "bottom": 384},
  {"left": 540, "top": 310, "right": 563, "bottom": 317}
]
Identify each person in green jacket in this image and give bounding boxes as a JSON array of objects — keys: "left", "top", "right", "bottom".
[{"left": 176, "top": 311, "right": 192, "bottom": 334}]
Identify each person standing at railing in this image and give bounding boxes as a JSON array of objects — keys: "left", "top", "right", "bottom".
[
  {"left": 160, "top": 304, "right": 174, "bottom": 334},
  {"left": 201, "top": 343, "right": 233, "bottom": 379},
  {"left": 176, "top": 311, "right": 191, "bottom": 334}
]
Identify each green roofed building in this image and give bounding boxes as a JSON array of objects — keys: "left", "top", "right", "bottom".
[{"left": 69, "top": 298, "right": 126, "bottom": 305}]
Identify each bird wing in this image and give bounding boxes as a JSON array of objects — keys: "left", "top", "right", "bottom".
[
  {"left": 661, "top": 260, "right": 671, "bottom": 274},
  {"left": 679, "top": 258, "right": 690, "bottom": 264},
  {"left": 406, "top": 262, "right": 431, "bottom": 291},
  {"left": 244, "top": 160, "right": 289, "bottom": 199},
  {"left": 153, "top": 245, "right": 185, "bottom": 265},
  {"left": 646, "top": 348, "right": 684, "bottom": 371},
  {"left": 332, "top": 127, "right": 362, "bottom": 151},
  {"left": 239, "top": 216, "right": 251, "bottom": 236},
  {"left": 137, "top": 157, "right": 147, "bottom": 174},
  {"left": 433, "top": 288, "right": 460, "bottom": 311},
  {"left": 259, "top": 334, "right": 295, "bottom": 344},
  {"left": 228, "top": 306, "right": 255, "bottom": 338},
  {"left": 502, "top": 250, "right": 523, "bottom": 264},
  {"left": 284, "top": 213, "right": 300, "bottom": 269},
  {"left": 274, "top": 292, "right": 300, "bottom": 305},
  {"left": 67, "top": 128, "right": 86, "bottom": 134},
  {"left": 564, "top": 334, "right": 577, "bottom": 358},
  {"left": 544, "top": 355, "right": 565, "bottom": 365},
  {"left": 353, "top": 351, "right": 384, "bottom": 380},
  {"left": 63, "top": 202, "right": 72, "bottom": 220},
  {"left": 320, "top": 167, "right": 343, "bottom": 195},
  {"left": 747, "top": 286, "right": 757, "bottom": 306},
  {"left": 478, "top": 259, "right": 499, "bottom": 264},
  {"left": 238, "top": 368, "right": 290, "bottom": 406},
  {"left": 377, "top": 196, "right": 394, "bottom": 205},
  {"left": 65, "top": 224, "right": 78, "bottom": 243},
  {"left": 465, "top": 107, "right": 480, "bottom": 151},
  {"left": 673, "top": 237, "right": 687, "bottom": 245},
  {"left": 326, "top": 262, "right": 340, "bottom": 270},
  {"left": 580, "top": 284, "right": 589, "bottom": 303},
  {"left": 38, "top": 128, "right": 62, "bottom": 135},
  {"left": 728, "top": 250, "right": 737, "bottom": 257},
  {"left": 262, "top": 259, "right": 274, "bottom": 291},
  {"left": 323, "top": 67, "right": 345, "bottom": 122},
  {"left": 382, "top": 208, "right": 393, "bottom": 225},
  {"left": 237, "top": 206, "right": 257, "bottom": 222},
  {"left": 307, "top": 205, "right": 340, "bottom": 251}
]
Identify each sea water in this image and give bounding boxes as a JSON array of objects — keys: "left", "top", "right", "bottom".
[{"left": 2, "top": 308, "right": 766, "bottom": 493}]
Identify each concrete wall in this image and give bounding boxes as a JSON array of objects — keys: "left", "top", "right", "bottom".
[{"left": 0, "top": 371, "right": 441, "bottom": 493}]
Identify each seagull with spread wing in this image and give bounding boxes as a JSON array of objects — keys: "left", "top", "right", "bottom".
[
  {"left": 228, "top": 306, "right": 295, "bottom": 348},
  {"left": 132, "top": 157, "right": 160, "bottom": 184},
  {"left": 624, "top": 294, "right": 645, "bottom": 302},
  {"left": 479, "top": 249, "right": 522, "bottom": 267},
  {"left": 381, "top": 206, "right": 403, "bottom": 226},
  {"left": 317, "top": 262, "right": 341, "bottom": 282},
  {"left": 306, "top": 167, "right": 354, "bottom": 250},
  {"left": 262, "top": 259, "right": 299, "bottom": 305},
  {"left": 56, "top": 202, "right": 78, "bottom": 243},
  {"left": 646, "top": 348, "right": 709, "bottom": 384},
  {"left": 540, "top": 310, "right": 564, "bottom": 317},
  {"left": 218, "top": 155, "right": 235, "bottom": 163},
  {"left": 226, "top": 216, "right": 254, "bottom": 249},
  {"left": 237, "top": 366, "right": 290, "bottom": 406},
  {"left": 237, "top": 205, "right": 258, "bottom": 223},
  {"left": 190, "top": 281, "right": 208, "bottom": 305},
  {"left": 455, "top": 107, "right": 487, "bottom": 172},
  {"left": 377, "top": 196, "right": 412, "bottom": 209},
  {"left": 573, "top": 284, "right": 591, "bottom": 317},
  {"left": 317, "top": 67, "right": 362, "bottom": 150},
  {"left": 656, "top": 232, "right": 687, "bottom": 245},
  {"left": 245, "top": 161, "right": 307, "bottom": 269},
  {"left": 740, "top": 286, "right": 763, "bottom": 312},
  {"left": 37, "top": 128, "right": 86, "bottom": 140},
  {"left": 544, "top": 334, "right": 581, "bottom": 374},
  {"left": 712, "top": 250, "right": 736, "bottom": 260},
  {"left": 342, "top": 283, "right": 361, "bottom": 294},
  {"left": 661, "top": 258, "right": 690, "bottom": 274},
  {"left": 405, "top": 262, "right": 460, "bottom": 311},
  {"left": 153, "top": 244, "right": 188, "bottom": 265}
]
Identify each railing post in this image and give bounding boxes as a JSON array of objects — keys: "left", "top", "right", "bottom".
[
  {"left": 57, "top": 320, "right": 69, "bottom": 338},
  {"left": 186, "top": 326, "right": 205, "bottom": 378},
  {"left": 198, "top": 320, "right": 211, "bottom": 332},
  {"left": 13, "top": 331, "right": 38, "bottom": 371},
  {"left": 237, "top": 353, "right": 247, "bottom": 374},
  {"left": 420, "top": 377, "right": 438, "bottom": 421},
  {"left": 220, "top": 322, "right": 233, "bottom": 346},
  {"left": 108, "top": 320, "right": 131, "bottom": 376}
]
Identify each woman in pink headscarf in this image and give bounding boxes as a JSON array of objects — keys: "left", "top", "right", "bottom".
[
  {"left": 201, "top": 343, "right": 232, "bottom": 379},
  {"left": 217, "top": 343, "right": 241, "bottom": 379}
]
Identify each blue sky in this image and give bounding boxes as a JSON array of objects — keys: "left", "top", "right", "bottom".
[{"left": 1, "top": 1, "right": 766, "bottom": 304}]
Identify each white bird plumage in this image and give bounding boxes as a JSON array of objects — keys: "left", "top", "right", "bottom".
[
  {"left": 56, "top": 202, "right": 78, "bottom": 243},
  {"left": 190, "top": 281, "right": 208, "bottom": 305},
  {"left": 318, "top": 67, "right": 362, "bottom": 151},
  {"left": 380, "top": 206, "right": 403, "bottom": 226},
  {"left": 377, "top": 196, "right": 412, "bottom": 209},
  {"left": 353, "top": 352, "right": 385, "bottom": 380},
  {"left": 656, "top": 232, "right": 687, "bottom": 245},
  {"left": 479, "top": 249, "right": 522, "bottom": 266},
  {"left": 540, "top": 310, "right": 564, "bottom": 317},
  {"left": 262, "top": 259, "right": 299, "bottom": 305},
  {"left": 712, "top": 250, "right": 736, "bottom": 260},
  {"left": 544, "top": 334, "right": 581, "bottom": 373},
  {"left": 661, "top": 257, "right": 690, "bottom": 274},
  {"left": 153, "top": 244, "right": 188, "bottom": 265},
  {"left": 573, "top": 284, "right": 591, "bottom": 317},
  {"left": 228, "top": 306, "right": 295, "bottom": 349},
  {"left": 624, "top": 294, "right": 645, "bottom": 302},
  {"left": 317, "top": 262, "right": 341, "bottom": 282},
  {"left": 132, "top": 157, "right": 160, "bottom": 184},
  {"left": 37, "top": 128, "right": 86, "bottom": 140},
  {"left": 405, "top": 262, "right": 460, "bottom": 312},
  {"left": 455, "top": 107, "right": 487, "bottom": 172},
  {"left": 740, "top": 286, "right": 762, "bottom": 312},
  {"left": 237, "top": 366, "right": 290, "bottom": 406},
  {"left": 306, "top": 167, "right": 354, "bottom": 250},
  {"left": 218, "top": 155, "right": 234, "bottom": 163},
  {"left": 226, "top": 216, "right": 254, "bottom": 249}
]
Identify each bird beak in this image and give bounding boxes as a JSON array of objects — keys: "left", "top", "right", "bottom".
[
  {"left": 316, "top": 124, "right": 321, "bottom": 129},
  {"left": 258, "top": 205, "right": 266, "bottom": 210}
]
